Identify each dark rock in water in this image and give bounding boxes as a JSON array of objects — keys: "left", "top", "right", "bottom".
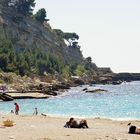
[
  {"left": 50, "top": 91, "right": 57, "bottom": 96},
  {"left": 85, "top": 89, "right": 108, "bottom": 93},
  {"left": 0, "top": 93, "right": 14, "bottom": 101},
  {"left": 82, "top": 88, "right": 88, "bottom": 91},
  {"left": 112, "top": 80, "right": 122, "bottom": 85}
]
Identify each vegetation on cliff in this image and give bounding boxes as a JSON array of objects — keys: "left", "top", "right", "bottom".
[
  {"left": 0, "top": 0, "right": 35, "bottom": 16},
  {"left": 0, "top": 38, "right": 98, "bottom": 81},
  {"left": 0, "top": 0, "right": 101, "bottom": 80},
  {"left": 0, "top": 39, "right": 63, "bottom": 76},
  {"left": 0, "top": 0, "right": 116, "bottom": 89}
]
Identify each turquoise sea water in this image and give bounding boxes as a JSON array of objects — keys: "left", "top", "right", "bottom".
[{"left": 0, "top": 81, "right": 140, "bottom": 120}]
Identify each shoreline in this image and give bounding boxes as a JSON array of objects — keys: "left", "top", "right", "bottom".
[
  {"left": 0, "top": 114, "right": 140, "bottom": 140},
  {"left": 1, "top": 112, "right": 140, "bottom": 121}
]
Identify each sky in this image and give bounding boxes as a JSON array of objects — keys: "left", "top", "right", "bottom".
[{"left": 34, "top": 0, "right": 140, "bottom": 73}]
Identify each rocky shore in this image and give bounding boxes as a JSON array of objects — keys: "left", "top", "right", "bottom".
[
  {"left": 0, "top": 72, "right": 140, "bottom": 101},
  {"left": 0, "top": 72, "right": 71, "bottom": 101}
]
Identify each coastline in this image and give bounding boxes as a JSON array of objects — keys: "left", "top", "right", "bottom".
[
  {"left": 0, "top": 114, "right": 140, "bottom": 140},
  {"left": 1, "top": 81, "right": 140, "bottom": 121},
  {"left": 1, "top": 112, "right": 140, "bottom": 121}
]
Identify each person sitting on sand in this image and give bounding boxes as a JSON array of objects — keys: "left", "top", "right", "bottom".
[
  {"left": 128, "top": 123, "right": 140, "bottom": 134},
  {"left": 68, "top": 118, "right": 79, "bottom": 128},
  {"left": 64, "top": 118, "right": 88, "bottom": 128},
  {"left": 10, "top": 110, "right": 14, "bottom": 113}
]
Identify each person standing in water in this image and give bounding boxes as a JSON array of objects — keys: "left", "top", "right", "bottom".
[
  {"left": 14, "top": 103, "right": 20, "bottom": 115},
  {"left": 33, "top": 107, "right": 38, "bottom": 115}
]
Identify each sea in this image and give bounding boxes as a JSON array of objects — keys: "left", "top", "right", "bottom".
[{"left": 0, "top": 81, "right": 140, "bottom": 120}]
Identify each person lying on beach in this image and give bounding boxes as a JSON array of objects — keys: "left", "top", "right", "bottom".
[
  {"left": 128, "top": 123, "right": 140, "bottom": 134},
  {"left": 64, "top": 118, "right": 88, "bottom": 128},
  {"left": 79, "top": 119, "right": 89, "bottom": 128}
]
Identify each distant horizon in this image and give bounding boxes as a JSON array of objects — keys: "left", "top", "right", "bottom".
[{"left": 35, "top": 0, "right": 140, "bottom": 73}]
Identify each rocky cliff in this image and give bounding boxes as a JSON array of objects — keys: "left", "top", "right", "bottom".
[
  {"left": 0, "top": 6, "right": 83, "bottom": 65},
  {"left": 0, "top": 4, "right": 123, "bottom": 86}
]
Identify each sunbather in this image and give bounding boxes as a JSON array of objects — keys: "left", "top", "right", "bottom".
[
  {"left": 128, "top": 123, "right": 140, "bottom": 134},
  {"left": 64, "top": 117, "right": 88, "bottom": 128},
  {"left": 79, "top": 119, "right": 88, "bottom": 128}
]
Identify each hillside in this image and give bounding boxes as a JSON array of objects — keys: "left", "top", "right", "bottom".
[
  {"left": 0, "top": 1, "right": 140, "bottom": 94},
  {"left": 0, "top": 5, "right": 83, "bottom": 65},
  {"left": 0, "top": 1, "right": 91, "bottom": 79},
  {"left": 0, "top": 1, "right": 115, "bottom": 90}
]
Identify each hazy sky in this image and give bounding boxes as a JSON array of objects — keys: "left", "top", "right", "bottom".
[{"left": 35, "top": 0, "right": 140, "bottom": 73}]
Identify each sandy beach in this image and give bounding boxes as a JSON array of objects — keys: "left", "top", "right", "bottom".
[{"left": 0, "top": 115, "right": 140, "bottom": 140}]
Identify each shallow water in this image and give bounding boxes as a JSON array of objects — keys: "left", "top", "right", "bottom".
[{"left": 0, "top": 81, "right": 140, "bottom": 120}]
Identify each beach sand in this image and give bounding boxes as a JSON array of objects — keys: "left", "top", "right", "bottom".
[{"left": 0, "top": 114, "right": 140, "bottom": 140}]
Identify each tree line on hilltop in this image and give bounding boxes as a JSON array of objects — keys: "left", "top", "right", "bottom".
[{"left": 1, "top": 0, "right": 48, "bottom": 23}]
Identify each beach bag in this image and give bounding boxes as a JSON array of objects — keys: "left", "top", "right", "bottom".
[{"left": 3, "top": 119, "right": 14, "bottom": 127}]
